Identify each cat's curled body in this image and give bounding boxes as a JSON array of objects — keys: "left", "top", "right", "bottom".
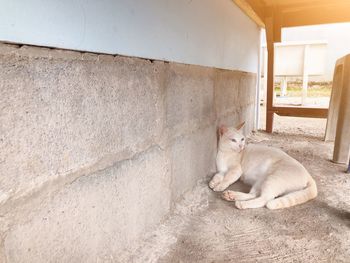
[{"left": 209, "top": 123, "right": 317, "bottom": 209}]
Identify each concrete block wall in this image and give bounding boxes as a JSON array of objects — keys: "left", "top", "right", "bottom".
[{"left": 0, "top": 43, "right": 256, "bottom": 262}]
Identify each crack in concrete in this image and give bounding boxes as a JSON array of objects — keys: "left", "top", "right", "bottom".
[{"left": 0, "top": 143, "right": 163, "bottom": 220}]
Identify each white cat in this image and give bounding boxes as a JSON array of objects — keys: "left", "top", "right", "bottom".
[{"left": 209, "top": 122, "right": 317, "bottom": 209}]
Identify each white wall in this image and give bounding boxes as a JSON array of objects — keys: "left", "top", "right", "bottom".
[
  {"left": 282, "top": 22, "right": 350, "bottom": 80},
  {"left": 263, "top": 42, "right": 327, "bottom": 76},
  {"left": 0, "top": 0, "right": 260, "bottom": 73}
]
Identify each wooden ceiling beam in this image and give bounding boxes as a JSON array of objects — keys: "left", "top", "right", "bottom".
[
  {"left": 235, "top": 0, "right": 350, "bottom": 28},
  {"left": 233, "top": 0, "right": 265, "bottom": 27},
  {"left": 263, "top": 0, "right": 348, "bottom": 9},
  {"left": 273, "top": 7, "right": 282, "bottom": 42},
  {"left": 282, "top": 4, "right": 350, "bottom": 27}
]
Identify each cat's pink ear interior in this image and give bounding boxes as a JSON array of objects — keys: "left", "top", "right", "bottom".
[
  {"left": 219, "top": 125, "right": 228, "bottom": 136},
  {"left": 235, "top": 122, "right": 245, "bottom": 130}
]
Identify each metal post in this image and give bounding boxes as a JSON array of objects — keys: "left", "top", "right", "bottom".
[
  {"left": 265, "top": 17, "right": 275, "bottom": 133},
  {"left": 301, "top": 45, "right": 309, "bottom": 106},
  {"left": 281, "top": 76, "right": 287, "bottom": 97}
]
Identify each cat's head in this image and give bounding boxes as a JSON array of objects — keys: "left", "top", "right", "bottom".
[{"left": 218, "top": 122, "right": 246, "bottom": 153}]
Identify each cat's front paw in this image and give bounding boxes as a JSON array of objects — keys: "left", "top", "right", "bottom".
[
  {"left": 235, "top": 200, "right": 246, "bottom": 210},
  {"left": 222, "top": 190, "right": 236, "bottom": 201},
  {"left": 213, "top": 183, "right": 228, "bottom": 192},
  {"left": 209, "top": 179, "right": 217, "bottom": 189},
  {"left": 209, "top": 173, "right": 223, "bottom": 189}
]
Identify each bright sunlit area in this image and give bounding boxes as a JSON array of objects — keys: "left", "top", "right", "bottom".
[{"left": 259, "top": 22, "right": 350, "bottom": 134}]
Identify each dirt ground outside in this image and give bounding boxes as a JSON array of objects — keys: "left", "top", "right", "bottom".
[{"left": 121, "top": 105, "right": 350, "bottom": 263}]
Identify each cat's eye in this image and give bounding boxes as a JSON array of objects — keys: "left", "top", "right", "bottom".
[
  {"left": 241, "top": 138, "right": 244, "bottom": 141},
  {"left": 231, "top": 139, "right": 237, "bottom": 142}
]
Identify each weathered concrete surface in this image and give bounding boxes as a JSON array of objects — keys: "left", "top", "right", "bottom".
[
  {"left": 215, "top": 70, "right": 256, "bottom": 133},
  {"left": 169, "top": 126, "right": 217, "bottom": 202},
  {"left": 4, "top": 147, "right": 170, "bottom": 263},
  {"left": 165, "top": 64, "right": 215, "bottom": 138},
  {"left": 165, "top": 64, "right": 217, "bottom": 202},
  {"left": 0, "top": 49, "right": 165, "bottom": 210},
  {"left": 0, "top": 43, "right": 257, "bottom": 262}
]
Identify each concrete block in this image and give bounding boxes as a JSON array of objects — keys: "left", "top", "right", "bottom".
[
  {"left": 215, "top": 70, "right": 256, "bottom": 132},
  {"left": 0, "top": 43, "right": 20, "bottom": 55},
  {"left": 50, "top": 49, "right": 82, "bottom": 60},
  {"left": 217, "top": 111, "right": 240, "bottom": 130},
  {"left": 81, "top": 52, "right": 98, "bottom": 61},
  {"left": 169, "top": 125, "right": 217, "bottom": 201},
  {"left": 4, "top": 146, "right": 171, "bottom": 263},
  {"left": 98, "top": 54, "right": 115, "bottom": 63},
  {"left": 238, "top": 73, "right": 256, "bottom": 107},
  {"left": 0, "top": 53, "right": 166, "bottom": 206},
  {"left": 237, "top": 104, "right": 255, "bottom": 134},
  {"left": 17, "top": 45, "right": 51, "bottom": 59},
  {"left": 214, "top": 70, "right": 241, "bottom": 118},
  {"left": 165, "top": 63, "right": 215, "bottom": 138}
]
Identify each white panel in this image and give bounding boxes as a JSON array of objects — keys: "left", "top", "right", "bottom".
[
  {"left": 307, "top": 44, "right": 327, "bottom": 75},
  {"left": 281, "top": 23, "right": 350, "bottom": 80},
  {"left": 274, "top": 45, "right": 305, "bottom": 76},
  {"left": 261, "top": 42, "right": 327, "bottom": 76},
  {"left": 0, "top": 0, "right": 260, "bottom": 73}
]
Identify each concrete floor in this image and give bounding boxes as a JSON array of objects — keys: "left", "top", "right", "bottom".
[{"left": 121, "top": 115, "right": 350, "bottom": 263}]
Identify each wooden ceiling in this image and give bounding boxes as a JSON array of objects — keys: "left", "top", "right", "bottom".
[{"left": 234, "top": 0, "right": 350, "bottom": 29}]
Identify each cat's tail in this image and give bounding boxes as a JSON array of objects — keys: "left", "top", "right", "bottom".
[{"left": 266, "top": 177, "right": 317, "bottom": 210}]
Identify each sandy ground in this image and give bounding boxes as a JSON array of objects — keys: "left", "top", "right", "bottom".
[
  {"left": 122, "top": 107, "right": 350, "bottom": 263},
  {"left": 274, "top": 96, "right": 330, "bottom": 108}
]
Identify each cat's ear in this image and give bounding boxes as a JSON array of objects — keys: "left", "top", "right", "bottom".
[
  {"left": 219, "top": 125, "right": 228, "bottom": 136},
  {"left": 235, "top": 122, "right": 245, "bottom": 131}
]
